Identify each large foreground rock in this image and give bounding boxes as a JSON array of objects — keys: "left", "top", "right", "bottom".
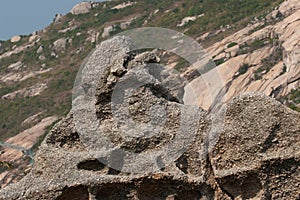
[
  {"left": 0, "top": 37, "right": 298, "bottom": 200},
  {"left": 211, "top": 93, "right": 300, "bottom": 199}
]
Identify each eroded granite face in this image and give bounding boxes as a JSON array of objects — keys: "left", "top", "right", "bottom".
[{"left": 0, "top": 36, "right": 299, "bottom": 200}]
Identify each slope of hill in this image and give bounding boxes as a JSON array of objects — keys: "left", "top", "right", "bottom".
[
  {"left": 0, "top": 0, "right": 299, "bottom": 189},
  {"left": 184, "top": 0, "right": 300, "bottom": 110}
]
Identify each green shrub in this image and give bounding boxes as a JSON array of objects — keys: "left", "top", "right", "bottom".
[
  {"left": 174, "top": 57, "right": 190, "bottom": 71},
  {"left": 255, "top": 46, "right": 283, "bottom": 78},
  {"left": 254, "top": 73, "right": 262, "bottom": 80},
  {"left": 238, "top": 63, "right": 250, "bottom": 74},
  {"left": 290, "top": 89, "right": 300, "bottom": 104},
  {"left": 279, "top": 64, "right": 287, "bottom": 76},
  {"left": 227, "top": 42, "right": 238, "bottom": 48},
  {"left": 214, "top": 58, "right": 225, "bottom": 66}
]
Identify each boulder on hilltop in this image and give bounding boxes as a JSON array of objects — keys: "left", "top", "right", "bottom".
[
  {"left": 70, "top": 2, "right": 92, "bottom": 15},
  {"left": 10, "top": 36, "right": 21, "bottom": 43}
]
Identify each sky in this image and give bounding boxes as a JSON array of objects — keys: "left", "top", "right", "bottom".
[{"left": 0, "top": 0, "right": 102, "bottom": 40}]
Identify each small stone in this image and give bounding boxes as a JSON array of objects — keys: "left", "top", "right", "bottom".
[
  {"left": 28, "top": 35, "right": 40, "bottom": 43},
  {"left": 37, "top": 46, "right": 43, "bottom": 54},
  {"left": 39, "top": 55, "right": 46, "bottom": 61},
  {"left": 53, "top": 38, "right": 67, "bottom": 51},
  {"left": 54, "top": 13, "right": 63, "bottom": 23}
]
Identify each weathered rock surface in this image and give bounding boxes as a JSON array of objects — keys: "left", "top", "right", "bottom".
[
  {"left": 0, "top": 42, "right": 35, "bottom": 60},
  {"left": 0, "top": 36, "right": 298, "bottom": 200},
  {"left": 210, "top": 93, "right": 300, "bottom": 199}
]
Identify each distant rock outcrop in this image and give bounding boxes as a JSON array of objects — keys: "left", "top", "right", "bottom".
[
  {"left": 1, "top": 83, "right": 47, "bottom": 100},
  {"left": 0, "top": 36, "right": 298, "bottom": 200},
  {"left": 7, "top": 61, "right": 24, "bottom": 71},
  {"left": 177, "top": 14, "right": 204, "bottom": 27},
  {"left": 10, "top": 36, "right": 21, "bottom": 43},
  {"left": 28, "top": 34, "right": 40, "bottom": 43},
  {"left": 54, "top": 13, "right": 63, "bottom": 23},
  {"left": 102, "top": 25, "right": 114, "bottom": 38},
  {"left": 70, "top": 2, "right": 92, "bottom": 15},
  {"left": 112, "top": 2, "right": 136, "bottom": 10},
  {"left": 53, "top": 38, "right": 67, "bottom": 51}
]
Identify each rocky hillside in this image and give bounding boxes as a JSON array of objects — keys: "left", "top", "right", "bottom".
[
  {"left": 0, "top": 36, "right": 299, "bottom": 200},
  {"left": 184, "top": 0, "right": 300, "bottom": 110},
  {"left": 0, "top": 0, "right": 299, "bottom": 191}
]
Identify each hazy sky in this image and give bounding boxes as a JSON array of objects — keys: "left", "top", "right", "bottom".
[{"left": 0, "top": 1, "right": 102, "bottom": 40}]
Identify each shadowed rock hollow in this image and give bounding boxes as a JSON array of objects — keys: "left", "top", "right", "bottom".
[{"left": 0, "top": 37, "right": 299, "bottom": 200}]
